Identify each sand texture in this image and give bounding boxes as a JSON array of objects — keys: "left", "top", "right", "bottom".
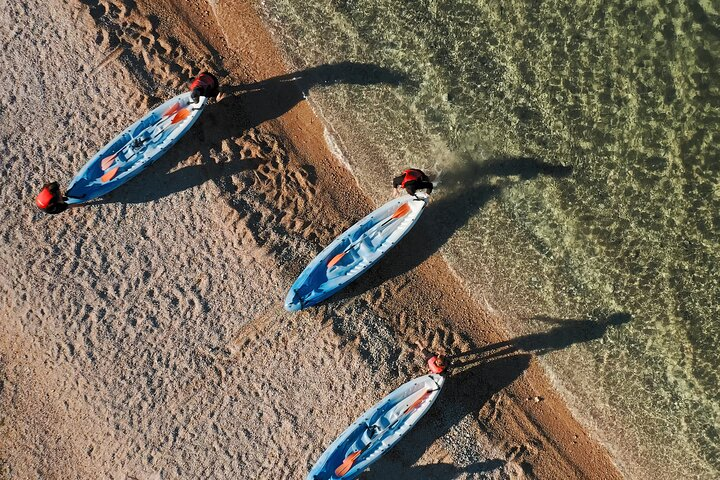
[{"left": 1, "top": 0, "right": 622, "bottom": 478}]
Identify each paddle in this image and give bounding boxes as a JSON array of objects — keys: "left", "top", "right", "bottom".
[
  {"left": 98, "top": 102, "right": 195, "bottom": 173},
  {"left": 327, "top": 202, "right": 412, "bottom": 268},
  {"left": 100, "top": 166, "right": 120, "bottom": 183},
  {"left": 333, "top": 389, "right": 433, "bottom": 477},
  {"left": 170, "top": 107, "right": 191, "bottom": 124},
  {"left": 100, "top": 153, "right": 118, "bottom": 170},
  {"left": 163, "top": 101, "right": 182, "bottom": 118}
]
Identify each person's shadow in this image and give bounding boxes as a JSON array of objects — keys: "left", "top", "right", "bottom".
[
  {"left": 93, "top": 62, "right": 409, "bottom": 205},
  {"left": 363, "top": 353, "right": 532, "bottom": 479},
  {"left": 359, "top": 312, "right": 629, "bottom": 477},
  {"left": 449, "top": 312, "right": 632, "bottom": 369},
  {"left": 365, "top": 459, "right": 505, "bottom": 479},
  {"left": 334, "top": 157, "right": 573, "bottom": 302}
]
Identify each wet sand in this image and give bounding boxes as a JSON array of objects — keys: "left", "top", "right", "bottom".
[{"left": 0, "top": 0, "right": 621, "bottom": 478}]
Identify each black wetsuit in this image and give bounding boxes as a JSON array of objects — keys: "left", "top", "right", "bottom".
[{"left": 44, "top": 201, "right": 69, "bottom": 215}]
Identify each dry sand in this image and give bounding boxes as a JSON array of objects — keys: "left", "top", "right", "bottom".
[{"left": 1, "top": 0, "right": 622, "bottom": 478}]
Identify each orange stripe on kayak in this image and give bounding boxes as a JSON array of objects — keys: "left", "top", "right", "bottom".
[
  {"left": 101, "top": 166, "right": 119, "bottom": 183},
  {"left": 162, "top": 102, "right": 181, "bottom": 117},
  {"left": 100, "top": 153, "right": 118, "bottom": 171},
  {"left": 171, "top": 107, "right": 191, "bottom": 124},
  {"left": 390, "top": 202, "right": 411, "bottom": 219}
]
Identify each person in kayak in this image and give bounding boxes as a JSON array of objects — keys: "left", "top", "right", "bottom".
[
  {"left": 393, "top": 168, "right": 433, "bottom": 196},
  {"left": 35, "top": 182, "right": 69, "bottom": 215}
]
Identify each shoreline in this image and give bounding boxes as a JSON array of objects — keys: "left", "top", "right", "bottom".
[
  {"left": 0, "top": 0, "right": 622, "bottom": 478},
  {"left": 126, "top": 0, "right": 625, "bottom": 476}
]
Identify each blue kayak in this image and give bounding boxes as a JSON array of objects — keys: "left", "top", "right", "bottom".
[
  {"left": 64, "top": 92, "right": 207, "bottom": 204},
  {"left": 285, "top": 192, "right": 429, "bottom": 311},
  {"left": 307, "top": 374, "right": 444, "bottom": 480}
]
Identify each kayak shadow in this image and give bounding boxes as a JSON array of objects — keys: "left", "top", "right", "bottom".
[
  {"left": 334, "top": 157, "right": 572, "bottom": 302},
  {"left": 91, "top": 62, "right": 408, "bottom": 205},
  {"left": 448, "top": 311, "right": 632, "bottom": 366},
  {"left": 92, "top": 153, "right": 264, "bottom": 205},
  {"left": 363, "top": 313, "right": 628, "bottom": 476},
  {"left": 366, "top": 459, "right": 505, "bottom": 479},
  {"left": 364, "top": 353, "right": 531, "bottom": 479}
]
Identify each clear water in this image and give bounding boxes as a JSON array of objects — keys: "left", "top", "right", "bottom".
[{"left": 256, "top": 0, "right": 719, "bottom": 477}]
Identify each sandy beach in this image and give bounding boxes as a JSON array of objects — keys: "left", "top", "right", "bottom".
[{"left": 1, "top": 0, "right": 622, "bottom": 478}]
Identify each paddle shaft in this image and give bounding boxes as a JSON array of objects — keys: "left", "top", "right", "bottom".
[
  {"left": 334, "top": 388, "right": 435, "bottom": 477},
  {"left": 330, "top": 207, "right": 407, "bottom": 263},
  {"left": 341, "top": 197, "right": 425, "bottom": 255},
  {"left": 103, "top": 102, "right": 203, "bottom": 171}
]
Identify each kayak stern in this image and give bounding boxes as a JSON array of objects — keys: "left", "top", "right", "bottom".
[{"left": 284, "top": 288, "right": 304, "bottom": 311}]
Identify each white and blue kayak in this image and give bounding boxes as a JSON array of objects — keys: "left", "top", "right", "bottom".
[
  {"left": 64, "top": 91, "right": 207, "bottom": 204},
  {"left": 307, "top": 374, "right": 444, "bottom": 480},
  {"left": 285, "top": 192, "right": 429, "bottom": 311}
]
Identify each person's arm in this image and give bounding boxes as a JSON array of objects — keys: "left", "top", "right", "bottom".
[{"left": 392, "top": 174, "right": 404, "bottom": 188}]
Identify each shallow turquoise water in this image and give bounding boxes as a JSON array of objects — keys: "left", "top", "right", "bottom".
[{"left": 257, "top": 0, "right": 719, "bottom": 476}]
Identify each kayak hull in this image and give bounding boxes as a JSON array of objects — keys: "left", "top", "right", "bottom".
[
  {"left": 285, "top": 193, "right": 429, "bottom": 310},
  {"left": 65, "top": 92, "right": 207, "bottom": 204},
  {"left": 307, "top": 374, "right": 444, "bottom": 480}
]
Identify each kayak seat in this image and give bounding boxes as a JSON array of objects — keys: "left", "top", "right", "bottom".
[
  {"left": 357, "top": 237, "right": 375, "bottom": 257},
  {"left": 359, "top": 423, "right": 380, "bottom": 445},
  {"left": 350, "top": 432, "right": 370, "bottom": 453},
  {"left": 375, "top": 416, "right": 392, "bottom": 431},
  {"left": 327, "top": 249, "right": 360, "bottom": 275}
]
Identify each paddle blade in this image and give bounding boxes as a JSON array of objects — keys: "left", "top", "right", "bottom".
[
  {"left": 171, "top": 107, "right": 191, "bottom": 124},
  {"left": 327, "top": 251, "right": 347, "bottom": 268},
  {"left": 403, "top": 390, "right": 432, "bottom": 415},
  {"left": 101, "top": 166, "right": 119, "bottom": 183},
  {"left": 162, "top": 101, "right": 181, "bottom": 117},
  {"left": 390, "top": 202, "right": 411, "bottom": 219},
  {"left": 334, "top": 449, "right": 363, "bottom": 477},
  {"left": 100, "top": 153, "right": 117, "bottom": 171}
]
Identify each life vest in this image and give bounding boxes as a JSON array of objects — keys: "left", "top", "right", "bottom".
[
  {"left": 189, "top": 72, "right": 219, "bottom": 98},
  {"left": 35, "top": 182, "right": 69, "bottom": 214},
  {"left": 400, "top": 169, "right": 425, "bottom": 188},
  {"left": 427, "top": 355, "right": 447, "bottom": 374},
  {"left": 36, "top": 186, "right": 55, "bottom": 210}
]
